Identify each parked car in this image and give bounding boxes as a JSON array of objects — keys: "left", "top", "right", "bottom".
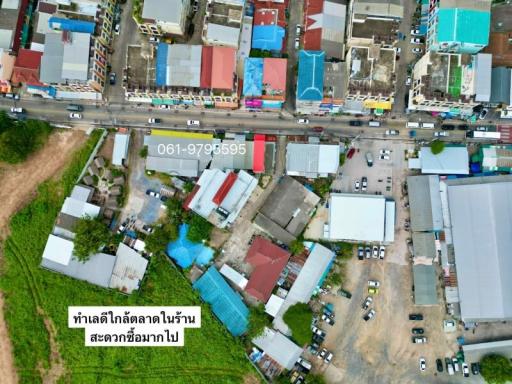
[
  {"left": 458, "top": 124, "right": 469, "bottom": 130},
  {"left": 368, "top": 280, "right": 380, "bottom": 287},
  {"left": 346, "top": 147, "right": 356, "bottom": 159},
  {"left": 365, "top": 246, "right": 371, "bottom": 259},
  {"left": 159, "top": 104, "right": 170, "bottom": 109},
  {"left": 452, "top": 357, "right": 460, "bottom": 372},
  {"left": 406, "top": 76, "right": 412, "bottom": 86},
  {"left": 410, "top": 37, "right": 422, "bottom": 44},
  {"left": 149, "top": 36, "right": 160, "bottom": 44},
  {"left": 10, "top": 107, "right": 23, "bottom": 113},
  {"left": 434, "top": 131, "right": 449, "bottom": 137},
  {"left": 114, "top": 23, "right": 120, "bottom": 35},
  {"left": 446, "top": 358, "right": 455, "bottom": 375},
  {"left": 476, "top": 125, "right": 488, "bottom": 131},
  {"left": 379, "top": 246, "right": 385, "bottom": 259},
  {"left": 296, "top": 24, "right": 301, "bottom": 35},
  {"left": 349, "top": 120, "right": 362, "bottom": 126},
  {"left": 321, "top": 313, "right": 335, "bottom": 326},
  {"left": 311, "top": 326, "right": 326, "bottom": 340},
  {"left": 296, "top": 358, "right": 312, "bottom": 374},
  {"left": 412, "top": 336, "right": 427, "bottom": 343},
  {"left": 372, "top": 246, "right": 378, "bottom": 258},
  {"left": 379, "top": 149, "right": 391, "bottom": 155},
  {"left": 148, "top": 118, "right": 161, "bottom": 124},
  {"left": 357, "top": 246, "right": 364, "bottom": 260},
  {"left": 479, "top": 108, "right": 489, "bottom": 120},
  {"left": 379, "top": 154, "right": 390, "bottom": 160},
  {"left": 411, "top": 28, "right": 422, "bottom": 35},
  {"left": 409, "top": 313, "right": 424, "bottom": 320},
  {"left": 462, "top": 363, "right": 469, "bottom": 377},
  {"left": 363, "top": 309, "right": 376, "bottom": 321},
  {"left": 361, "top": 177, "right": 368, "bottom": 191},
  {"left": 142, "top": 224, "right": 153, "bottom": 234},
  {"left": 385, "top": 129, "right": 399, "bottom": 135},
  {"left": 412, "top": 328, "right": 424, "bottom": 335},
  {"left": 109, "top": 72, "right": 116, "bottom": 85},
  {"left": 419, "top": 357, "right": 426, "bottom": 372},
  {"left": 294, "top": 37, "right": 300, "bottom": 49},
  {"left": 308, "top": 342, "right": 320, "bottom": 356},
  {"left": 436, "top": 358, "right": 444, "bottom": 372},
  {"left": 319, "top": 348, "right": 333, "bottom": 364},
  {"left": 297, "top": 118, "right": 309, "bottom": 124},
  {"left": 187, "top": 119, "right": 200, "bottom": 127},
  {"left": 368, "top": 287, "right": 379, "bottom": 294},
  {"left": 69, "top": 112, "right": 82, "bottom": 119},
  {"left": 412, "top": 47, "right": 423, "bottom": 54},
  {"left": 337, "top": 288, "right": 352, "bottom": 299},
  {"left": 312, "top": 126, "right": 324, "bottom": 133},
  {"left": 471, "top": 362, "right": 480, "bottom": 375},
  {"left": 146, "top": 189, "right": 161, "bottom": 198},
  {"left": 354, "top": 180, "right": 360, "bottom": 192},
  {"left": 442, "top": 124, "right": 455, "bottom": 130},
  {"left": 362, "top": 296, "right": 373, "bottom": 310}
]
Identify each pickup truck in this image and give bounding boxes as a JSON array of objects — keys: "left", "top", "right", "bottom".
[{"left": 337, "top": 288, "right": 352, "bottom": 299}]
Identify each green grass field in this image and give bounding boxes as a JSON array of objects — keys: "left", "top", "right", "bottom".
[{"left": 1, "top": 130, "right": 256, "bottom": 384}]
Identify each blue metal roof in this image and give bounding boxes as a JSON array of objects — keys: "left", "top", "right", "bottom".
[
  {"left": 193, "top": 267, "right": 249, "bottom": 336},
  {"left": 252, "top": 25, "right": 285, "bottom": 51},
  {"left": 243, "top": 58, "right": 263, "bottom": 97},
  {"left": 48, "top": 17, "right": 95, "bottom": 34},
  {"left": 155, "top": 43, "right": 168, "bottom": 87},
  {"left": 297, "top": 50, "right": 325, "bottom": 101},
  {"left": 437, "top": 9, "right": 490, "bottom": 46}
]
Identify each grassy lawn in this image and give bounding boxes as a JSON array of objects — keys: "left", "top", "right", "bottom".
[{"left": 1, "top": 130, "right": 256, "bottom": 384}]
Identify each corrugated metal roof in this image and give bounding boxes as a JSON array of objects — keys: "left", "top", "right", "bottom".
[
  {"left": 243, "top": 57, "right": 263, "bottom": 96},
  {"left": 297, "top": 50, "right": 325, "bottom": 101},
  {"left": 112, "top": 133, "right": 130, "bottom": 166},
  {"left": 145, "top": 156, "right": 199, "bottom": 177},
  {"left": 286, "top": 143, "right": 339, "bottom": 178},
  {"left": 70, "top": 185, "right": 93, "bottom": 202},
  {"left": 413, "top": 265, "right": 438, "bottom": 305},
  {"left": 206, "top": 24, "right": 240, "bottom": 48},
  {"left": 109, "top": 243, "right": 148, "bottom": 294},
  {"left": 193, "top": 267, "right": 249, "bottom": 336},
  {"left": 61, "top": 32, "right": 90, "bottom": 81},
  {"left": 407, "top": 175, "right": 443, "bottom": 232},
  {"left": 437, "top": 8, "right": 490, "bottom": 45},
  {"left": 42, "top": 234, "right": 73, "bottom": 265},
  {"left": 252, "top": 328, "right": 303, "bottom": 369},
  {"left": 412, "top": 232, "right": 437, "bottom": 259},
  {"left": 48, "top": 17, "right": 95, "bottom": 34},
  {"left": 490, "top": 67, "right": 511, "bottom": 104},
  {"left": 474, "top": 53, "right": 492, "bottom": 102},
  {"left": 61, "top": 197, "right": 100, "bottom": 219},
  {"left": 420, "top": 146, "right": 469, "bottom": 175},
  {"left": 252, "top": 25, "right": 285, "bottom": 51},
  {"left": 167, "top": 44, "right": 202, "bottom": 88},
  {"left": 142, "top": 0, "right": 183, "bottom": 24},
  {"left": 40, "top": 33, "right": 64, "bottom": 83},
  {"left": 219, "top": 264, "right": 248, "bottom": 289}
]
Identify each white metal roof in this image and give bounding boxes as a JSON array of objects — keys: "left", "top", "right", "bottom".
[
  {"left": 219, "top": 264, "right": 248, "bottom": 289},
  {"left": 206, "top": 24, "right": 240, "bottom": 47},
  {"left": 167, "top": 44, "right": 202, "bottom": 88},
  {"left": 286, "top": 143, "right": 339, "bottom": 178},
  {"left": 327, "top": 194, "right": 387, "bottom": 242},
  {"left": 142, "top": 0, "right": 183, "bottom": 24},
  {"left": 265, "top": 294, "right": 284, "bottom": 318},
  {"left": 420, "top": 146, "right": 469, "bottom": 175},
  {"left": 474, "top": 53, "right": 492, "bottom": 102},
  {"left": 384, "top": 200, "right": 395, "bottom": 243},
  {"left": 61, "top": 197, "right": 100, "bottom": 219},
  {"left": 145, "top": 156, "right": 199, "bottom": 177},
  {"left": 70, "top": 185, "right": 92, "bottom": 202},
  {"left": 112, "top": 133, "right": 130, "bottom": 166},
  {"left": 109, "top": 243, "right": 148, "bottom": 294},
  {"left": 252, "top": 328, "right": 303, "bottom": 370},
  {"left": 42, "top": 234, "right": 74, "bottom": 265}
]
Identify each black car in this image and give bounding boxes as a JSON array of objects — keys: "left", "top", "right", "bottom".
[
  {"left": 412, "top": 327, "right": 424, "bottom": 334},
  {"left": 436, "top": 359, "right": 444, "bottom": 372},
  {"left": 349, "top": 120, "right": 363, "bottom": 126},
  {"left": 109, "top": 72, "right": 116, "bottom": 85},
  {"left": 409, "top": 313, "right": 424, "bottom": 320},
  {"left": 471, "top": 362, "right": 480, "bottom": 375},
  {"left": 357, "top": 246, "right": 364, "bottom": 260},
  {"left": 458, "top": 124, "right": 469, "bottom": 130},
  {"left": 441, "top": 124, "right": 455, "bottom": 130}
]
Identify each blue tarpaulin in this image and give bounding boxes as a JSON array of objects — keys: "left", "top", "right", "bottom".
[
  {"left": 252, "top": 25, "right": 285, "bottom": 51},
  {"left": 167, "top": 224, "right": 214, "bottom": 268},
  {"left": 193, "top": 267, "right": 249, "bottom": 336},
  {"left": 243, "top": 58, "right": 263, "bottom": 96},
  {"left": 48, "top": 17, "right": 95, "bottom": 34},
  {"left": 155, "top": 43, "right": 168, "bottom": 87}
]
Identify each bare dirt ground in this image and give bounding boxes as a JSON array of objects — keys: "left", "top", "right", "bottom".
[{"left": 0, "top": 129, "right": 86, "bottom": 384}]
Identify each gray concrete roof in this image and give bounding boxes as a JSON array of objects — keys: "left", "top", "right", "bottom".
[
  {"left": 252, "top": 328, "right": 303, "bottom": 370},
  {"left": 413, "top": 264, "right": 438, "bottom": 305},
  {"left": 142, "top": 0, "right": 183, "bottom": 24},
  {"left": 40, "top": 33, "right": 65, "bottom": 83},
  {"left": 353, "top": 0, "right": 404, "bottom": 19},
  {"left": 490, "top": 67, "right": 511, "bottom": 105},
  {"left": 412, "top": 232, "right": 437, "bottom": 259},
  {"left": 286, "top": 143, "right": 339, "bottom": 178},
  {"left": 407, "top": 175, "right": 443, "bottom": 232},
  {"left": 167, "top": 44, "right": 202, "bottom": 88}
]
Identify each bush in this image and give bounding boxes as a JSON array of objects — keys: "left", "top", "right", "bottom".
[
  {"left": 430, "top": 140, "right": 445, "bottom": 155},
  {"left": 481, "top": 354, "right": 512, "bottom": 384},
  {"left": 283, "top": 303, "right": 313, "bottom": 346},
  {"left": 312, "top": 177, "right": 333, "bottom": 197},
  {"left": 246, "top": 304, "right": 271, "bottom": 339},
  {"left": 73, "top": 215, "right": 111, "bottom": 261},
  {"left": 145, "top": 223, "right": 178, "bottom": 255},
  {"left": 290, "top": 238, "right": 305, "bottom": 255},
  {"left": 187, "top": 213, "right": 213, "bottom": 243},
  {"left": 139, "top": 146, "right": 148, "bottom": 158}
]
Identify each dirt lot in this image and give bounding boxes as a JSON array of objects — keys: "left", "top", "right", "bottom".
[{"left": 0, "top": 129, "right": 86, "bottom": 384}]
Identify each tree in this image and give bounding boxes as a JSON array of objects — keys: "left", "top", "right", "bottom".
[
  {"left": 290, "top": 238, "right": 305, "bottom": 255},
  {"left": 246, "top": 304, "right": 271, "bottom": 339},
  {"left": 481, "top": 354, "right": 512, "bottom": 384},
  {"left": 165, "top": 197, "right": 184, "bottom": 225},
  {"left": 282, "top": 303, "right": 313, "bottom": 346},
  {"left": 307, "top": 374, "right": 327, "bottom": 384},
  {"left": 187, "top": 213, "right": 212, "bottom": 243},
  {"left": 139, "top": 146, "right": 148, "bottom": 158},
  {"left": 73, "top": 216, "right": 111, "bottom": 262},
  {"left": 145, "top": 223, "right": 178, "bottom": 255},
  {"left": 183, "top": 180, "right": 195, "bottom": 193},
  {"left": 430, "top": 140, "right": 445, "bottom": 155}
]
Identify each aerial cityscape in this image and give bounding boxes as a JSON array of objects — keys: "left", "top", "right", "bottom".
[{"left": 0, "top": 0, "right": 512, "bottom": 383}]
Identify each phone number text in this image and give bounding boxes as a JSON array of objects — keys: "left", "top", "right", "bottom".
[{"left": 157, "top": 143, "right": 247, "bottom": 156}]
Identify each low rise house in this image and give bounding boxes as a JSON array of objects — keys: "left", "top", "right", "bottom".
[
  {"left": 407, "top": 175, "right": 443, "bottom": 232},
  {"left": 286, "top": 142, "right": 340, "bottom": 178},
  {"left": 202, "top": 0, "right": 244, "bottom": 48},
  {"left": 252, "top": 25, "right": 285, "bottom": 51},
  {"left": 411, "top": 146, "right": 469, "bottom": 175},
  {"left": 185, "top": 169, "right": 258, "bottom": 228},
  {"left": 481, "top": 145, "right": 512, "bottom": 172},
  {"left": 112, "top": 132, "right": 130, "bottom": 167},
  {"left": 296, "top": 50, "right": 325, "bottom": 115},
  {"left": 252, "top": 327, "right": 303, "bottom": 370},
  {"left": 242, "top": 57, "right": 287, "bottom": 109},
  {"left": 11, "top": 49, "right": 43, "bottom": 86},
  {"left": 137, "top": 0, "right": 190, "bottom": 36}
]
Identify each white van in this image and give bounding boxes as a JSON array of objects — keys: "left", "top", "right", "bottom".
[
  {"left": 368, "top": 120, "right": 381, "bottom": 127},
  {"left": 421, "top": 122, "right": 435, "bottom": 129},
  {"left": 406, "top": 122, "right": 420, "bottom": 128}
]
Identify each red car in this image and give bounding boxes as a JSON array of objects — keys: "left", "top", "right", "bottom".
[
  {"left": 346, "top": 148, "right": 356, "bottom": 159},
  {"left": 312, "top": 126, "right": 324, "bottom": 133}
]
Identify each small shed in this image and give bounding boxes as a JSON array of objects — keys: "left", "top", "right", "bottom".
[
  {"left": 82, "top": 175, "right": 94, "bottom": 186},
  {"left": 113, "top": 176, "right": 125, "bottom": 185},
  {"left": 94, "top": 156, "right": 106, "bottom": 168},
  {"left": 88, "top": 163, "right": 100, "bottom": 176},
  {"left": 112, "top": 133, "right": 130, "bottom": 167}
]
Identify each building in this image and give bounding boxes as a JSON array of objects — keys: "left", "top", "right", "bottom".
[
  {"left": 321, "top": 61, "right": 346, "bottom": 114},
  {"left": 413, "top": 264, "right": 438, "bottom": 305},
  {"left": 202, "top": 0, "right": 245, "bottom": 48},
  {"left": 326, "top": 194, "right": 395, "bottom": 243},
  {"left": 138, "top": 0, "right": 190, "bottom": 36},
  {"left": 481, "top": 145, "right": 512, "bottom": 172},
  {"left": 407, "top": 175, "right": 443, "bottom": 232},
  {"left": 252, "top": 328, "right": 303, "bottom": 370},
  {"left": 345, "top": 46, "right": 396, "bottom": 114},
  {"left": 244, "top": 237, "right": 290, "bottom": 302},
  {"left": 108, "top": 243, "right": 149, "bottom": 294},
  {"left": 303, "top": 0, "right": 346, "bottom": 60},
  {"left": 155, "top": 44, "right": 202, "bottom": 89},
  {"left": 489, "top": 67, "right": 512, "bottom": 107},
  {"left": 443, "top": 175, "right": 512, "bottom": 322},
  {"left": 242, "top": 57, "right": 287, "bottom": 109},
  {"left": 351, "top": 0, "right": 403, "bottom": 20},
  {"left": 296, "top": 50, "right": 325, "bottom": 115},
  {"left": 0, "top": 0, "right": 22, "bottom": 53},
  {"left": 286, "top": 142, "right": 340, "bottom": 178},
  {"left": 252, "top": 25, "right": 285, "bottom": 51},
  {"left": 144, "top": 130, "right": 213, "bottom": 177},
  {"left": 185, "top": 169, "right": 258, "bottom": 228},
  {"left": 255, "top": 176, "right": 320, "bottom": 245},
  {"left": 11, "top": 49, "right": 43, "bottom": 86},
  {"left": 409, "top": 52, "right": 485, "bottom": 114},
  {"left": 219, "top": 264, "right": 248, "bottom": 289},
  {"left": 0, "top": 49, "right": 15, "bottom": 93},
  {"left": 273, "top": 243, "right": 334, "bottom": 334},
  {"left": 112, "top": 132, "right": 130, "bottom": 167},
  {"left": 474, "top": 53, "right": 492, "bottom": 103},
  {"left": 193, "top": 266, "right": 249, "bottom": 336},
  {"left": 463, "top": 340, "right": 512, "bottom": 363},
  {"left": 415, "top": 146, "right": 469, "bottom": 175},
  {"left": 483, "top": 32, "right": 512, "bottom": 67},
  {"left": 426, "top": 0, "right": 491, "bottom": 54}
]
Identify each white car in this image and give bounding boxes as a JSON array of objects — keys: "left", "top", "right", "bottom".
[
  {"left": 395, "top": 47, "right": 401, "bottom": 55},
  {"left": 363, "top": 309, "right": 376, "bottom": 321},
  {"left": 187, "top": 119, "right": 200, "bottom": 127},
  {"left": 362, "top": 296, "right": 373, "bottom": 310},
  {"left": 319, "top": 348, "right": 333, "bottom": 364},
  {"left": 149, "top": 36, "right": 160, "bottom": 44},
  {"left": 379, "top": 245, "right": 385, "bottom": 259},
  {"left": 114, "top": 23, "right": 120, "bottom": 35},
  {"left": 462, "top": 362, "right": 469, "bottom": 377},
  {"left": 406, "top": 76, "right": 412, "bottom": 86},
  {"left": 413, "top": 336, "right": 427, "bottom": 343},
  {"left": 385, "top": 129, "right": 399, "bottom": 136},
  {"left": 10, "top": 107, "right": 24, "bottom": 113},
  {"left": 368, "top": 280, "right": 380, "bottom": 288},
  {"left": 296, "top": 24, "right": 301, "bottom": 36},
  {"left": 379, "top": 154, "right": 390, "bottom": 160},
  {"left": 372, "top": 246, "right": 378, "bottom": 258},
  {"left": 412, "top": 47, "right": 423, "bottom": 54},
  {"left": 410, "top": 37, "right": 422, "bottom": 44},
  {"left": 148, "top": 118, "right": 161, "bottom": 124},
  {"left": 297, "top": 118, "right": 309, "bottom": 124},
  {"left": 159, "top": 104, "right": 170, "bottom": 109},
  {"left": 380, "top": 149, "right": 391, "bottom": 155},
  {"left": 354, "top": 180, "right": 360, "bottom": 192},
  {"left": 69, "top": 112, "right": 82, "bottom": 119},
  {"left": 411, "top": 29, "right": 422, "bottom": 36},
  {"left": 294, "top": 37, "right": 300, "bottom": 49},
  {"left": 434, "top": 131, "right": 449, "bottom": 137},
  {"left": 419, "top": 358, "right": 426, "bottom": 372},
  {"left": 361, "top": 177, "right": 368, "bottom": 191}
]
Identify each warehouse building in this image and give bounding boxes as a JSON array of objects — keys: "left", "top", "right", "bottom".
[
  {"left": 407, "top": 175, "right": 443, "bottom": 232},
  {"left": 286, "top": 142, "right": 340, "bottom": 178}
]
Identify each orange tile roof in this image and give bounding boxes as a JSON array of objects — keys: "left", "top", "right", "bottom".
[
  {"left": 263, "top": 58, "right": 287, "bottom": 92},
  {"left": 483, "top": 32, "right": 512, "bottom": 67},
  {"left": 211, "top": 47, "right": 236, "bottom": 90}
]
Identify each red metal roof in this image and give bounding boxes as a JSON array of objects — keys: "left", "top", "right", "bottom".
[
  {"left": 255, "top": 0, "right": 288, "bottom": 28},
  {"left": 244, "top": 237, "right": 290, "bottom": 302},
  {"left": 211, "top": 47, "right": 236, "bottom": 90},
  {"left": 212, "top": 172, "right": 237, "bottom": 205},
  {"left": 183, "top": 184, "right": 200, "bottom": 210},
  {"left": 254, "top": 8, "right": 278, "bottom": 26},
  {"left": 263, "top": 58, "right": 287, "bottom": 93},
  {"left": 253, "top": 134, "right": 266, "bottom": 173},
  {"left": 200, "top": 46, "right": 213, "bottom": 89},
  {"left": 11, "top": 49, "right": 43, "bottom": 85},
  {"left": 303, "top": 0, "right": 323, "bottom": 50}
]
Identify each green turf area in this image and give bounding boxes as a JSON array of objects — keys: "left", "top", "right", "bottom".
[
  {"left": 1, "top": 130, "right": 255, "bottom": 384},
  {"left": 448, "top": 66, "right": 462, "bottom": 99}
]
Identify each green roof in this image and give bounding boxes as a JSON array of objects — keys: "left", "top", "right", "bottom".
[{"left": 437, "top": 8, "right": 490, "bottom": 46}]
